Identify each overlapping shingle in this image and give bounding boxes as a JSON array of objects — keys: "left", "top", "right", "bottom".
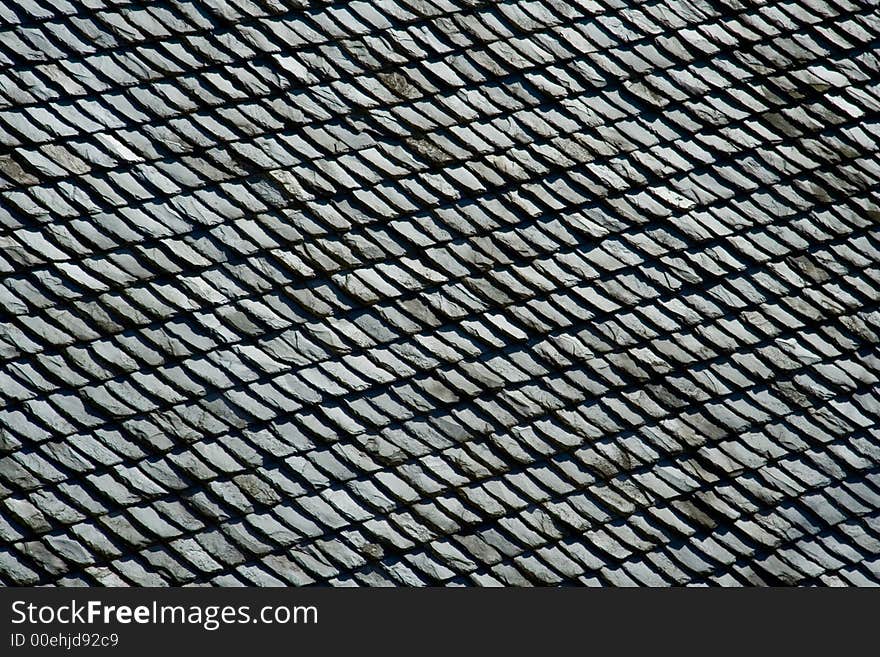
[{"left": 1, "top": 0, "right": 880, "bottom": 586}]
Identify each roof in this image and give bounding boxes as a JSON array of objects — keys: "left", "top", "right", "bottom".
[{"left": 1, "top": 0, "right": 879, "bottom": 586}]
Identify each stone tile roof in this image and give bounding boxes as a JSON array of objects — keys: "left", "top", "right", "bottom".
[{"left": 1, "top": 0, "right": 879, "bottom": 586}]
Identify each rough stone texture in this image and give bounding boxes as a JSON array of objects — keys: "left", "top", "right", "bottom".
[{"left": 1, "top": 0, "right": 880, "bottom": 586}]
